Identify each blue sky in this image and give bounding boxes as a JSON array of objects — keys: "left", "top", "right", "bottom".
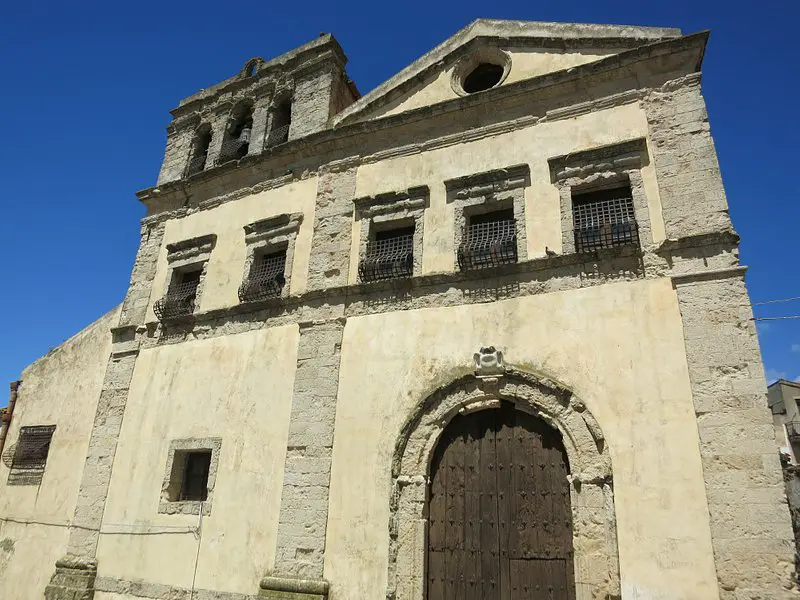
[{"left": 0, "top": 1, "right": 797, "bottom": 396}]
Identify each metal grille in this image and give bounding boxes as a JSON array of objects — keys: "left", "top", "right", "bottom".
[
  {"left": 238, "top": 252, "right": 286, "bottom": 302},
  {"left": 185, "top": 153, "right": 208, "bottom": 177},
  {"left": 359, "top": 233, "right": 414, "bottom": 282},
  {"left": 788, "top": 421, "right": 800, "bottom": 441},
  {"left": 457, "top": 219, "right": 518, "bottom": 270},
  {"left": 266, "top": 124, "right": 290, "bottom": 147},
  {"left": 154, "top": 279, "right": 199, "bottom": 320},
  {"left": 573, "top": 193, "right": 639, "bottom": 253},
  {"left": 219, "top": 127, "right": 251, "bottom": 163},
  {"left": 8, "top": 425, "right": 55, "bottom": 486}
]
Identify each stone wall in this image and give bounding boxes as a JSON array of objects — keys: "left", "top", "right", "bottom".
[
  {"left": 644, "top": 74, "right": 733, "bottom": 239},
  {"left": 674, "top": 272, "right": 797, "bottom": 598}
]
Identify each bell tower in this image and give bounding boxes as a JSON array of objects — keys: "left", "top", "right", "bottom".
[{"left": 155, "top": 35, "right": 359, "bottom": 186}]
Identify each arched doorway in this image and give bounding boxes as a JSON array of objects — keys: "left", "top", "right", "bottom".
[{"left": 427, "top": 401, "right": 575, "bottom": 599}]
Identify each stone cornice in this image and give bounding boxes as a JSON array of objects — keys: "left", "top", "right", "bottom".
[
  {"left": 136, "top": 33, "right": 707, "bottom": 221},
  {"left": 444, "top": 164, "right": 530, "bottom": 198},
  {"left": 354, "top": 185, "right": 429, "bottom": 217},
  {"left": 548, "top": 138, "right": 647, "bottom": 179},
  {"left": 139, "top": 233, "right": 741, "bottom": 349},
  {"left": 335, "top": 31, "right": 706, "bottom": 126},
  {"left": 334, "top": 18, "right": 683, "bottom": 125}
]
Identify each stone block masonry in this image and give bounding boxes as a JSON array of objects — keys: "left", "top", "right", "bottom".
[
  {"left": 306, "top": 167, "right": 356, "bottom": 291},
  {"left": 262, "top": 318, "right": 345, "bottom": 598},
  {"left": 674, "top": 271, "right": 798, "bottom": 599},
  {"left": 645, "top": 74, "right": 733, "bottom": 240}
]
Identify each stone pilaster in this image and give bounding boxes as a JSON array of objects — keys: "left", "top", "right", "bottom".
[
  {"left": 260, "top": 319, "right": 345, "bottom": 599},
  {"left": 305, "top": 167, "right": 356, "bottom": 291},
  {"left": 205, "top": 111, "right": 230, "bottom": 169},
  {"left": 289, "top": 65, "right": 336, "bottom": 140},
  {"left": 674, "top": 270, "right": 797, "bottom": 599},
  {"left": 156, "top": 120, "right": 197, "bottom": 186},
  {"left": 644, "top": 74, "right": 734, "bottom": 239},
  {"left": 44, "top": 222, "right": 164, "bottom": 600},
  {"left": 249, "top": 96, "right": 272, "bottom": 156}
]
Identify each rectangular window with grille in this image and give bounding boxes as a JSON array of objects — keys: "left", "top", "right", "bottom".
[
  {"left": 457, "top": 208, "right": 518, "bottom": 270},
  {"left": 8, "top": 425, "right": 55, "bottom": 486},
  {"left": 572, "top": 187, "right": 639, "bottom": 253},
  {"left": 180, "top": 451, "right": 211, "bottom": 501},
  {"left": 359, "top": 226, "right": 415, "bottom": 282},
  {"left": 239, "top": 249, "right": 287, "bottom": 302},
  {"left": 154, "top": 268, "right": 202, "bottom": 320}
]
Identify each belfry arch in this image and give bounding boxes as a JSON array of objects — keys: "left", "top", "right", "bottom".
[{"left": 386, "top": 351, "right": 621, "bottom": 600}]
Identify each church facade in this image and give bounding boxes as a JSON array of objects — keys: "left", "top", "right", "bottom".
[{"left": 0, "top": 19, "right": 795, "bottom": 600}]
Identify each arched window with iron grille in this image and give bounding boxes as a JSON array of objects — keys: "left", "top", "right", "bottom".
[
  {"left": 185, "top": 124, "right": 212, "bottom": 177},
  {"left": 219, "top": 102, "right": 254, "bottom": 164},
  {"left": 266, "top": 98, "right": 292, "bottom": 147}
]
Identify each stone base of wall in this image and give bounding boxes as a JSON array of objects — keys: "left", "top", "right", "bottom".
[
  {"left": 44, "top": 555, "right": 97, "bottom": 600},
  {"left": 259, "top": 576, "right": 328, "bottom": 600}
]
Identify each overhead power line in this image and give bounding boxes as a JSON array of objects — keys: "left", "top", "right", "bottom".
[
  {"left": 753, "top": 296, "right": 800, "bottom": 306},
  {"left": 752, "top": 316, "right": 800, "bottom": 321}
]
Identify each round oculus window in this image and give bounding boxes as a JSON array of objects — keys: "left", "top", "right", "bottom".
[{"left": 461, "top": 63, "right": 504, "bottom": 94}]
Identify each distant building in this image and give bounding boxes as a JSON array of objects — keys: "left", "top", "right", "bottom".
[
  {"left": 0, "top": 18, "right": 796, "bottom": 600},
  {"left": 769, "top": 379, "right": 800, "bottom": 462}
]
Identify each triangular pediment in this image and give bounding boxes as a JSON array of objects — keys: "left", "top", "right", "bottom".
[{"left": 333, "top": 19, "right": 682, "bottom": 125}]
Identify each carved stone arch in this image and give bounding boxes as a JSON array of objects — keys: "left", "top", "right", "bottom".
[
  {"left": 265, "top": 90, "right": 293, "bottom": 148},
  {"left": 226, "top": 98, "right": 255, "bottom": 130},
  {"left": 184, "top": 122, "right": 213, "bottom": 177},
  {"left": 218, "top": 99, "right": 255, "bottom": 163},
  {"left": 242, "top": 57, "right": 263, "bottom": 77},
  {"left": 386, "top": 368, "right": 620, "bottom": 600}
]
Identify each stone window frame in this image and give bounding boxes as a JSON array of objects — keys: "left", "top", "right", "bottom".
[
  {"left": 449, "top": 43, "right": 512, "bottom": 97},
  {"left": 241, "top": 213, "right": 303, "bottom": 299},
  {"left": 445, "top": 164, "right": 530, "bottom": 267},
  {"left": 3, "top": 424, "right": 56, "bottom": 486},
  {"left": 354, "top": 186, "right": 429, "bottom": 279},
  {"left": 160, "top": 234, "right": 217, "bottom": 316},
  {"left": 159, "top": 437, "right": 222, "bottom": 516},
  {"left": 386, "top": 367, "right": 619, "bottom": 600},
  {"left": 549, "top": 138, "right": 652, "bottom": 255}
]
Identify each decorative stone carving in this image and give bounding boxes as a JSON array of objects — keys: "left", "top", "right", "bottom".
[{"left": 473, "top": 346, "right": 505, "bottom": 376}]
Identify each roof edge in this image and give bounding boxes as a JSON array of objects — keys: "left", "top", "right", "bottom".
[
  {"left": 334, "top": 19, "right": 684, "bottom": 125},
  {"left": 172, "top": 34, "right": 347, "bottom": 115}
]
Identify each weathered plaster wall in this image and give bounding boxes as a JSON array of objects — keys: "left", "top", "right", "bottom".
[
  {"left": 372, "top": 48, "right": 617, "bottom": 120},
  {"left": 324, "top": 278, "right": 720, "bottom": 599},
  {"left": 0, "top": 307, "right": 119, "bottom": 600},
  {"left": 96, "top": 325, "right": 298, "bottom": 595},
  {"left": 147, "top": 177, "right": 317, "bottom": 318},
  {"left": 352, "top": 102, "right": 665, "bottom": 280}
]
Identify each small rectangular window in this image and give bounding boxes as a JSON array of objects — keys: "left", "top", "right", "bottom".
[
  {"left": 457, "top": 208, "right": 517, "bottom": 270},
  {"left": 8, "top": 425, "right": 55, "bottom": 486},
  {"left": 359, "top": 225, "right": 414, "bottom": 282},
  {"left": 154, "top": 268, "right": 202, "bottom": 320},
  {"left": 572, "top": 186, "right": 639, "bottom": 253},
  {"left": 239, "top": 249, "right": 287, "bottom": 302},
  {"left": 180, "top": 451, "right": 211, "bottom": 501}
]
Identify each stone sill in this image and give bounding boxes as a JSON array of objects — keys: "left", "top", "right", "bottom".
[{"left": 147, "top": 244, "right": 645, "bottom": 332}]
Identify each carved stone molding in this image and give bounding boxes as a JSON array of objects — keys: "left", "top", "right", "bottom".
[
  {"left": 386, "top": 369, "right": 618, "bottom": 600},
  {"left": 446, "top": 164, "right": 530, "bottom": 265},
  {"left": 548, "top": 138, "right": 653, "bottom": 254},
  {"left": 354, "top": 186, "right": 429, "bottom": 280}
]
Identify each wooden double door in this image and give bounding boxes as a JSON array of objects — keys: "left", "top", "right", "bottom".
[{"left": 427, "top": 402, "right": 575, "bottom": 600}]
